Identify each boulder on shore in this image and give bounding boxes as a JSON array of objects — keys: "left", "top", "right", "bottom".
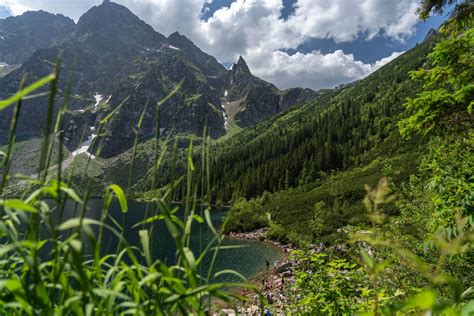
[{"left": 276, "top": 262, "right": 292, "bottom": 274}]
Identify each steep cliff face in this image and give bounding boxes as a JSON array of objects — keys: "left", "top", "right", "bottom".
[
  {"left": 222, "top": 56, "right": 316, "bottom": 128},
  {"left": 224, "top": 56, "right": 276, "bottom": 102}
]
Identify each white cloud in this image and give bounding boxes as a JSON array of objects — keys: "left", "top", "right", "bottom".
[
  {"left": 0, "top": 0, "right": 418, "bottom": 90},
  {"left": 248, "top": 49, "right": 404, "bottom": 90},
  {"left": 287, "top": 0, "right": 418, "bottom": 42},
  {"left": 372, "top": 51, "right": 405, "bottom": 70}
]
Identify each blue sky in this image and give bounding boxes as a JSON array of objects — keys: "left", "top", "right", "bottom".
[
  {"left": 202, "top": 0, "right": 447, "bottom": 64},
  {"left": 0, "top": 0, "right": 450, "bottom": 90},
  {"left": 0, "top": 6, "right": 11, "bottom": 19}
]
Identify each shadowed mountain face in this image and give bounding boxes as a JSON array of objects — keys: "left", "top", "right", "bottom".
[
  {"left": 0, "top": 10, "right": 75, "bottom": 65},
  {"left": 0, "top": 1, "right": 314, "bottom": 158}
]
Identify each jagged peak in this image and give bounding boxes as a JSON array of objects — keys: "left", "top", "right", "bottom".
[
  {"left": 76, "top": 0, "right": 166, "bottom": 44},
  {"left": 78, "top": 1, "right": 141, "bottom": 25},
  {"left": 424, "top": 28, "right": 437, "bottom": 42},
  {"left": 169, "top": 31, "right": 182, "bottom": 38},
  {"left": 168, "top": 31, "right": 190, "bottom": 44},
  {"left": 6, "top": 10, "right": 74, "bottom": 23},
  {"left": 233, "top": 55, "right": 251, "bottom": 74}
]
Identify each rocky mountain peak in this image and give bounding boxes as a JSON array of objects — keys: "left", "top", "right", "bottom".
[
  {"left": 76, "top": 1, "right": 164, "bottom": 40},
  {"left": 77, "top": 1, "right": 138, "bottom": 32},
  {"left": 167, "top": 31, "right": 196, "bottom": 51},
  {"left": 0, "top": 10, "right": 75, "bottom": 64},
  {"left": 75, "top": 0, "right": 166, "bottom": 54},
  {"left": 424, "top": 28, "right": 437, "bottom": 41},
  {"left": 233, "top": 55, "right": 251, "bottom": 74},
  {"left": 168, "top": 31, "right": 185, "bottom": 41}
]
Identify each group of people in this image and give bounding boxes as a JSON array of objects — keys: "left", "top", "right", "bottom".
[{"left": 253, "top": 259, "right": 295, "bottom": 315}]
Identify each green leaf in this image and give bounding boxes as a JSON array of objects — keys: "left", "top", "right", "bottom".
[
  {"left": 403, "top": 290, "right": 437, "bottom": 310},
  {"left": 60, "top": 187, "right": 83, "bottom": 204},
  {"left": 192, "top": 214, "right": 204, "bottom": 224},
  {"left": 0, "top": 74, "right": 55, "bottom": 111},
  {"left": 139, "top": 230, "right": 151, "bottom": 266},
  {"left": 360, "top": 248, "right": 375, "bottom": 270},
  {"left": 138, "top": 272, "right": 162, "bottom": 287},
  {"left": 213, "top": 269, "right": 247, "bottom": 282},
  {"left": 131, "top": 208, "right": 179, "bottom": 228},
  {"left": 0, "top": 279, "right": 23, "bottom": 293},
  {"left": 183, "top": 247, "right": 196, "bottom": 272},
  {"left": 204, "top": 208, "right": 218, "bottom": 238},
  {"left": 108, "top": 184, "right": 128, "bottom": 213},
  {"left": 58, "top": 218, "right": 102, "bottom": 231},
  {"left": 211, "top": 245, "right": 249, "bottom": 251},
  {"left": 158, "top": 79, "right": 183, "bottom": 106},
  {"left": 132, "top": 215, "right": 164, "bottom": 228},
  {"left": 0, "top": 199, "right": 37, "bottom": 212},
  {"left": 69, "top": 239, "right": 83, "bottom": 253},
  {"left": 461, "top": 300, "right": 474, "bottom": 316},
  {"left": 100, "top": 96, "right": 129, "bottom": 124}
]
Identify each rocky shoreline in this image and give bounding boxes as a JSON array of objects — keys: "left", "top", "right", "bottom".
[{"left": 216, "top": 229, "right": 299, "bottom": 315}]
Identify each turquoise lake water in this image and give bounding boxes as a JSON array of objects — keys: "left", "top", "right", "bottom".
[{"left": 56, "top": 199, "right": 280, "bottom": 282}]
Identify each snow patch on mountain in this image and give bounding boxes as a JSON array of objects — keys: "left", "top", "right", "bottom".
[
  {"left": 221, "top": 104, "right": 229, "bottom": 131},
  {"left": 94, "top": 94, "right": 103, "bottom": 110},
  {"left": 71, "top": 133, "right": 97, "bottom": 159}
]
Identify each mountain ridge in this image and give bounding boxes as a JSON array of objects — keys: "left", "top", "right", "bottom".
[
  {"left": 0, "top": 1, "right": 315, "bottom": 158},
  {"left": 0, "top": 10, "right": 74, "bottom": 65}
]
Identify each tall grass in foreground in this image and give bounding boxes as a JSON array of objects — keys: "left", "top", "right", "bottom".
[{"left": 0, "top": 65, "right": 258, "bottom": 315}]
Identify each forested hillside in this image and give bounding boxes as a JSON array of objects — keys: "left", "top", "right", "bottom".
[{"left": 208, "top": 37, "right": 435, "bottom": 203}]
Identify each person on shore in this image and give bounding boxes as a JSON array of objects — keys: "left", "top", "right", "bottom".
[
  {"left": 252, "top": 294, "right": 258, "bottom": 305},
  {"left": 264, "top": 306, "right": 272, "bottom": 316},
  {"left": 266, "top": 292, "right": 274, "bottom": 305},
  {"left": 265, "top": 259, "right": 270, "bottom": 270}
]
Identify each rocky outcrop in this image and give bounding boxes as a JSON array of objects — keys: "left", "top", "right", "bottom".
[
  {"left": 167, "top": 31, "right": 227, "bottom": 77},
  {"left": 224, "top": 56, "right": 277, "bottom": 102},
  {"left": 223, "top": 56, "right": 316, "bottom": 128}
]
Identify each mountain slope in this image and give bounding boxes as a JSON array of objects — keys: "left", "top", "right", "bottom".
[{"left": 0, "top": 10, "right": 75, "bottom": 65}]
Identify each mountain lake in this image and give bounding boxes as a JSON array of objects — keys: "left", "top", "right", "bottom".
[{"left": 50, "top": 199, "right": 281, "bottom": 283}]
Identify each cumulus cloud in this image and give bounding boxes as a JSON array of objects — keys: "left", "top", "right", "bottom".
[
  {"left": 248, "top": 49, "right": 404, "bottom": 90},
  {"left": 0, "top": 0, "right": 417, "bottom": 90},
  {"left": 287, "top": 0, "right": 419, "bottom": 42}
]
